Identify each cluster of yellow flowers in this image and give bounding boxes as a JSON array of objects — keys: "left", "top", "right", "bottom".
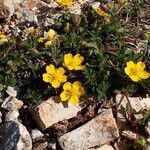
[
  {"left": 124, "top": 61, "right": 149, "bottom": 82},
  {"left": 43, "top": 53, "right": 85, "bottom": 104},
  {"left": 0, "top": 34, "right": 8, "bottom": 45},
  {"left": 38, "top": 29, "right": 57, "bottom": 48}
]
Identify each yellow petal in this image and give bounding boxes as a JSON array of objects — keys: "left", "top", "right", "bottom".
[
  {"left": 38, "top": 37, "right": 45, "bottom": 43},
  {"left": 130, "top": 75, "right": 140, "bottom": 82},
  {"left": 136, "top": 61, "right": 146, "bottom": 71},
  {"left": 58, "top": 75, "right": 67, "bottom": 83},
  {"left": 139, "top": 71, "right": 150, "bottom": 79},
  {"left": 63, "top": 82, "right": 72, "bottom": 91},
  {"left": 66, "top": 65, "right": 75, "bottom": 70},
  {"left": 43, "top": 73, "right": 52, "bottom": 82},
  {"left": 45, "top": 40, "right": 52, "bottom": 48},
  {"left": 64, "top": 53, "right": 73, "bottom": 65},
  {"left": 0, "top": 34, "right": 7, "bottom": 45},
  {"left": 72, "top": 81, "right": 81, "bottom": 90},
  {"left": 57, "top": 67, "right": 65, "bottom": 75},
  {"left": 95, "top": 8, "right": 109, "bottom": 17},
  {"left": 127, "top": 61, "right": 136, "bottom": 69},
  {"left": 46, "top": 64, "right": 56, "bottom": 74},
  {"left": 75, "top": 65, "right": 86, "bottom": 70},
  {"left": 56, "top": 0, "right": 74, "bottom": 6},
  {"left": 73, "top": 81, "right": 85, "bottom": 96},
  {"left": 80, "top": 87, "right": 85, "bottom": 96},
  {"left": 124, "top": 67, "right": 130, "bottom": 76},
  {"left": 69, "top": 95, "right": 79, "bottom": 104},
  {"left": 52, "top": 80, "right": 60, "bottom": 88},
  {"left": 47, "top": 29, "right": 57, "bottom": 40},
  {"left": 74, "top": 54, "right": 84, "bottom": 65},
  {"left": 60, "top": 91, "right": 69, "bottom": 101}
]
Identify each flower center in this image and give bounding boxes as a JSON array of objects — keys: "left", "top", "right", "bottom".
[
  {"left": 130, "top": 69, "right": 138, "bottom": 76},
  {"left": 66, "top": 89, "right": 75, "bottom": 98}
]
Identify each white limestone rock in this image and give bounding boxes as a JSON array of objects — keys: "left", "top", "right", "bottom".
[
  {"left": 58, "top": 109, "right": 119, "bottom": 150},
  {"left": 31, "top": 129, "right": 44, "bottom": 140},
  {"left": 31, "top": 96, "right": 82, "bottom": 130}
]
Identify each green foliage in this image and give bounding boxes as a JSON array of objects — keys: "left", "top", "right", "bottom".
[{"left": 134, "top": 136, "right": 147, "bottom": 148}]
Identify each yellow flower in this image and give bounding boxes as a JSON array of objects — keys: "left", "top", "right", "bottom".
[
  {"left": 124, "top": 61, "right": 150, "bottom": 82},
  {"left": 95, "top": 8, "right": 110, "bottom": 17},
  {"left": 45, "top": 40, "right": 52, "bottom": 48},
  {"left": 64, "top": 53, "right": 85, "bottom": 70},
  {"left": 46, "top": 29, "right": 57, "bottom": 40},
  {"left": 0, "top": 34, "right": 8, "bottom": 45},
  {"left": 38, "top": 37, "right": 45, "bottom": 43},
  {"left": 43, "top": 64, "right": 67, "bottom": 88},
  {"left": 56, "top": 0, "right": 74, "bottom": 6},
  {"left": 60, "top": 81, "right": 85, "bottom": 104}
]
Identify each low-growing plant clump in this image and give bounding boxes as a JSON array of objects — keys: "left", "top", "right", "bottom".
[{"left": 0, "top": 0, "right": 149, "bottom": 105}]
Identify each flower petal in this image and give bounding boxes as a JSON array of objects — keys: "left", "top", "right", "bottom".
[
  {"left": 46, "top": 64, "right": 56, "bottom": 74},
  {"left": 45, "top": 40, "right": 52, "bottom": 48},
  {"left": 58, "top": 75, "right": 67, "bottom": 83},
  {"left": 75, "top": 65, "right": 86, "bottom": 70},
  {"left": 66, "top": 65, "right": 75, "bottom": 70},
  {"left": 60, "top": 91, "right": 69, "bottom": 101},
  {"left": 64, "top": 53, "right": 73, "bottom": 65},
  {"left": 73, "top": 81, "right": 85, "bottom": 96},
  {"left": 139, "top": 71, "right": 150, "bottom": 79},
  {"left": 130, "top": 75, "right": 140, "bottom": 82},
  {"left": 127, "top": 61, "right": 136, "bottom": 69},
  {"left": 69, "top": 95, "right": 79, "bottom": 104},
  {"left": 57, "top": 67, "right": 65, "bottom": 75},
  {"left": 136, "top": 61, "right": 146, "bottom": 71},
  {"left": 56, "top": 0, "right": 74, "bottom": 6},
  {"left": 124, "top": 67, "right": 130, "bottom": 76},
  {"left": 43, "top": 73, "right": 52, "bottom": 82},
  {"left": 47, "top": 29, "right": 57, "bottom": 40},
  {"left": 52, "top": 80, "right": 60, "bottom": 88},
  {"left": 74, "top": 54, "right": 84, "bottom": 65},
  {"left": 63, "top": 82, "right": 72, "bottom": 91}
]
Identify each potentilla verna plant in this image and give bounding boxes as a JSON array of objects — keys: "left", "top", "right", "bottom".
[{"left": 0, "top": 2, "right": 150, "bottom": 104}]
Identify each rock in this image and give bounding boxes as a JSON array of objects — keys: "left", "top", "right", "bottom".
[
  {"left": 48, "top": 2, "right": 59, "bottom": 8},
  {"left": 122, "top": 130, "right": 137, "bottom": 140},
  {"left": 68, "top": 3, "right": 81, "bottom": 15},
  {"left": 144, "top": 145, "right": 150, "bottom": 150},
  {"left": 5, "top": 108, "right": 19, "bottom": 122},
  {"left": 91, "top": 2, "right": 100, "bottom": 9},
  {"left": 30, "top": 96, "right": 82, "bottom": 131},
  {"left": 31, "top": 129, "right": 44, "bottom": 140},
  {"left": 141, "top": 98, "right": 150, "bottom": 110},
  {"left": 58, "top": 109, "right": 119, "bottom": 150},
  {"left": 0, "top": 0, "right": 23, "bottom": 18},
  {"left": 145, "top": 121, "right": 150, "bottom": 137},
  {"left": 0, "top": 121, "right": 32, "bottom": 150},
  {"left": 116, "top": 94, "right": 142, "bottom": 112},
  {"left": 0, "top": 111, "right": 2, "bottom": 123},
  {"left": 1, "top": 96, "right": 20, "bottom": 122},
  {"left": 32, "top": 142, "right": 48, "bottom": 150},
  {"left": 93, "top": 144, "right": 114, "bottom": 150},
  {"left": 6, "top": 86, "right": 17, "bottom": 97},
  {"left": 17, "top": 121, "right": 32, "bottom": 150},
  {"left": 48, "top": 138, "right": 57, "bottom": 150},
  {"left": 14, "top": 98, "right": 24, "bottom": 109}
]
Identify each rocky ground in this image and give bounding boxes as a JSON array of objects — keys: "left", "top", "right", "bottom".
[{"left": 0, "top": 0, "right": 150, "bottom": 150}]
